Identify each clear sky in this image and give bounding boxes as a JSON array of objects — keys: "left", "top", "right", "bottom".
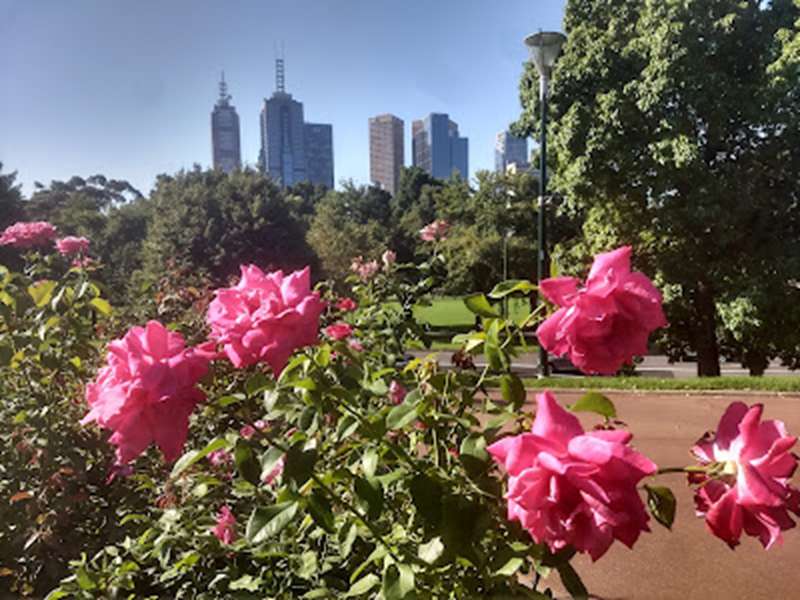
[{"left": 0, "top": 0, "right": 567, "bottom": 196}]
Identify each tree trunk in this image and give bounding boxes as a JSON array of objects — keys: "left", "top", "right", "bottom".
[
  {"left": 694, "top": 282, "right": 721, "bottom": 377},
  {"left": 744, "top": 349, "right": 768, "bottom": 376}
]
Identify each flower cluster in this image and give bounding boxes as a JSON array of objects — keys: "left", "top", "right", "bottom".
[
  {"left": 350, "top": 256, "right": 380, "bottom": 281},
  {"left": 0, "top": 221, "right": 58, "bottom": 248},
  {"left": 419, "top": 219, "right": 449, "bottom": 242},
  {"left": 55, "top": 235, "right": 90, "bottom": 256},
  {"left": 536, "top": 246, "right": 667, "bottom": 375},
  {"left": 81, "top": 321, "right": 213, "bottom": 464},
  {"left": 206, "top": 265, "right": 324, "bottom": 374}
]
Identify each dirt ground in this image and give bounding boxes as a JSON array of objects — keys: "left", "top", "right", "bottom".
[{"left": 522, "top": 390, "right": 800, "bottom": 600}]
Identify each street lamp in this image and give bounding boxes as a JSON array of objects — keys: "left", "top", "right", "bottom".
[{"left": 525, "top": 30, "right": 566, "bottom": 377}]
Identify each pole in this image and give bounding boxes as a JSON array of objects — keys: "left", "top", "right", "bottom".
[
  {"left": 538, "top": 75, "right": 550, "bottom": 377},
  {"left": 503, "top": 232, "right": 509, "bottom": 318}
]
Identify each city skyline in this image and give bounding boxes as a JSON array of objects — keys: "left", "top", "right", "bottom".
[
  {"left": 211, "top": 72, "right": 242, "bottom": 173},
  {"left": 0, "top": 1, "right": 566, "bottom": 195}
]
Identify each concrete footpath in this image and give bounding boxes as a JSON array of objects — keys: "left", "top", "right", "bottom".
[{"left": 533, "top": 391, "right": 800, "bottom": 600}]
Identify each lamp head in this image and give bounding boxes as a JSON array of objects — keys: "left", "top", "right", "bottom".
[{"left": 524, "top": 31, "right": 567, "bottom": 79}]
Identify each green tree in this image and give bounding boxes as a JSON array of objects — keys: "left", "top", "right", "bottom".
[
  {"left": 142, "top": 167, "right": 316, "bottom": 284},
  {"left": 519, "top": 0, "right": 800, "bottom": 375},
  {"left": 389, "top": 167, "right": 443, "bottom": 263},
  {"left": 0, "top": 163, "right": 25, "bottom": 267}
]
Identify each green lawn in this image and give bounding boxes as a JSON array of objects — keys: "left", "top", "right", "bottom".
[
  {"left": 520, "top": 376, "right": 800, "bottom": 393},
  {"left": 413, "top": 296, "right": 531, "bottom": 328}
]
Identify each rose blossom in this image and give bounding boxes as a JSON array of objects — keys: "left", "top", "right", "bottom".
[
  {"left": 211, "top": 505, "right": 237, "bottom": 545},
  {"left": 206, "top": 265, "right": 324, "bottom": 375},
  {"left": 389, "top": 380, "right": 407, "bottom": 405},
  {"left": 81, "top": 321, "right": 213, "bottom": 464},
  {"left": 263, "top": 456, "right": 285, "bottom": 486},
  {"left": 382, "top": 249, "right": 397, "bottom": 270},
  {"left": 419, "top": 220, "right": 449, "bottom": 242},
  {"left": 207, "top": 448, "right": 232, "bottom": 467},
  {"left": 0, "top": 221, "right": 57, "bottom": 248},
  {"left": 488, "top": 390, "right": 657, "bottom": 561},
  {"left": 348, "top": 339, "right": 364, "bottom": 352},
  {"left": 536, "top": 246, "right": 667, "bottom": 375},
  {"left": 240, "top": 424, "right": 257, "bottom": 439},
  {"left": 325, "top": 322, "right": 353, "bottom": 341},
  {"left": 350, "top": 256, "right": 380, "bottom": 281},
  {"left": 55, "top": 236, "right": 90, "bottom": 256},
  {"left": 690, "top": 402, "right": 800, "bottom": 549},
  {"left": 336, "top": 297, "right": 358, "bottom": 312}
]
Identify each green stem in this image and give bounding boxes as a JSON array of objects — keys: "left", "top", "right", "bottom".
[{"left": 656, "top": 465, "right": 706, "bottom": 475}]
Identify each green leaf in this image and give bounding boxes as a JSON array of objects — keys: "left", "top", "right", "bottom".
[
  {"left": 485, "top": 319, "right": 509, "bottom": 371},
  {"left": 409, "top": 473, "right": 443, "bottom": 528},
  {"left": 362, "top": 448, "right": 379, "bottom": 478},
  {"left": 284, "top": 444, "right": 318, "bottom": 486},
  {"left": 260, "top": 446, "right": 285, "bottom": 481},
  {"left": 307, "top": 490, "right": 335, "bottom": 533},
  {"left": 382, "top": 564, "right": 415, "bottom": 600},
  {"left": 557, "top": 562, "right": 588, "bottom": 600},
  {"left": 463, "top": 293, "right": 501, "bottom": 318},
  {"left": 488, "top": 279, "right": 537, "bottom": 299},
  {"left": 418, "top": 537, "right": 444, "bottom": 564},
  {"left": 354, "top": 476, "right": 383, "bottom": 520},
  {"left": 499, "top": 373, "right": 526, "bottom": 410},
  {"left": 459, "top": 433, "right": 489, "bottom": 462},
  {"left": 494, "top": 556, "right": 524, "bottom": 576},
  {"left": 386, "top": 402, "right": 418, "bottom": 430},
  {"left": 245, "top": 372, "right": 270, "bottom": 396},
  {"left": 339, "top": 522, "right": 358, "bottom": 558},
  {"left": 28, "top": 280, "right": 56, "bottom": 308},
  {"left": 235, "top": 441, "right": 261, "bottom": 485},
  {"left": 170, "top": 438, "right": 228, "bottom": 479},
  {"left": 229, "top": 574, "right": 262, "bottom": 591},
  {"left": 569, "top": 391, "right": 617, "bottom": 419},
  {"left": 344, "top": 573, "right": 380, "bottom": 597},
  {"left": 246, "top": 502, "right": 299, "bottom": 544},
  {"left": 645, "top": 484, "right": 677, "bottom": 530},
  {"left": 89, "top": 297, "right": 112, "bottom": 316}
]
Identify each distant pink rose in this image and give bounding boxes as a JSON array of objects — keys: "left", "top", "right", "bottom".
[
  {"left": 690, "top": 402, "right": 800, "bottom": 549},
  {"left": 348, "top": 339, "right": 364, "bottom": 352},
  {"left": 536, "top": 246, "right": 667, "bottom": 375},
  {"left": 212, "top": 505, "right": 237, "bottom": 545},
  {"left": 382, "top": 249, "right": 397, "bottom": 270},
  {"left": 207, "top": 448, "right": 232, "bottom": 467},
  {"left": 350, "top": 256, "right": 380, "bottom": 281},
  {"left": 71, "top": 256, "right": 96, "bottom": 269},
  {"left": 55, "top": 236, "right": 90, "bottom": 256},
  {"left": 206, "top": 265, "right": 324, "bottom": 375},
  {"left": 254, "top": 419, "right": 269, "bottom": 431},
  {"left": 81, "top": 321, "right": 213, "bottom": 464},
  {"left": 325, "top": 322, "right": 353, "bottom": 341},
  {"left": 336, "top": 297, "right": 357, "bottom": 312},
  {"left": 389, "top": 380, "right": 407, "bottom": 405},
  {"left": 263, "top": 456, "right": 285, "bottom": 486},
  {"left": 240, "top": 424, "right": 257, "bottom": 439},
  {"left": 0, "top": 221, "right": 57, "bottom": 248},
  {"left": 488, "top": 390, "right": 657, "bottom": 561},
  {"left": 420, "top": 220, "right": 449, "bottom": 242}
]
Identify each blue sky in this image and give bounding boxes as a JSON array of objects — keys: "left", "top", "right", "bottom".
[{"left": 0, "top": 0, "right": 566, "bottom": 195}]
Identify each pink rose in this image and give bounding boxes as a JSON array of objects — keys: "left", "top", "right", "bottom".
[
  {"left": 71, "top": 256, "right": 96, "bottom": 269},
  {"left": 389, "top": 380, "right": 407, "bottom": 405},
  {"left": 263, "top": 456, "right": 285, "bottom": 486},
  {"left": 254, "top": 419, "right": 269, "bottom": 431},
  {"left": 419, "top": 220, "right": 449, "bottom": 242},
  {"left": 206, "top": 265, "right": 324, "bottom": 375},
  {"left": 81, "top": 321, "right": 213, "bottom": 464},
  {"left": 211, "top": 505, "right": 237, "bottom": 545},
  {"left": 0, "top": 221, "right": 57, "bottom": 248},
  {"left": 350, "top": 256, "right": 380, "bottom": 281},
  {"left": 536, "top": 246, "right": 667, "bottom": 375},
  {"left": 336, "top": 297, "right": 358, "bottom": 312},
  {"left": 240, "top": 424, "right": 257, "bottom": 439},
  {"left": 325, "top": 322, "right": 353, "bottom": 341},
  {"left": 207, "top": 448, "right": 232, "bottom": 467},
  {"left": 690, "top": 402, "right": 800, "bottom": 549},
  {"left": 488, "top": 391, "right": 657, "bottom": 561},
  {"left": 348, "top": 338, "right": 364, "bottom": 352},
  {"left": 55, "top": 236, "right": 90, "bottom": 256},
  {"left": 382, "top": 250, "right": 397, "bottom": 270}
]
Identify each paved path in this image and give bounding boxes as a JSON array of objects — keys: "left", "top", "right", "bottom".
[{"left": 530, "top": 390, "right": 800, "bottom": 600}]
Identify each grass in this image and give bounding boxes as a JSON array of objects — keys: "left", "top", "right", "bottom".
[
  {"left": 412, "top": 296, "right": 530, "bottom": 328},
  {"left": 520, "top": 376, "right": 800, "bottom": 393}
]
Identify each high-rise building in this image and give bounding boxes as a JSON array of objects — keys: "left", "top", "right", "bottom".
[
  {"left": 369, "top": 114, "right": 404, "bottom": 195},
  {"left": 258, "top": 58, "right": 334, "bottom": 188},
  {"left": 211, "top": 72, "right": 241, "bottom": 173},
  {"left": 304, "top": 123, "right": 334, "bottom": 189},
  {"left": 411, "top": 113, "right": 468, "bottom": 180},
  {"left": 495, "top": 131, "right": 529, "bottom": 173}
]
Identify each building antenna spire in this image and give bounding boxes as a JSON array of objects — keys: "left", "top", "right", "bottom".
[
  {"left": 218, "top": 70, "right": 230, "bottom": 104},
  {"left": 276, "top": 55, "right": 285, "bottom": 93}
]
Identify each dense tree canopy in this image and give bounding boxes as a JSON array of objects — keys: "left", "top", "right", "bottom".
[{"left": 520, "top": 0, "right": 800, "bottom": 375}]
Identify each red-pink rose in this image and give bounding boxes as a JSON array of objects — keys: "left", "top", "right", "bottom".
[
  {"left": 336, "top": 297, "right": 358, "bottom": 312},
  {"left": 419, "top": 220, "right": 449, "bottom": 242},
  {"left": 325, "top": 322, "right": 353, "bottom": 341},
  {"left": 240, "top": 424, "right": 257, "bottom": 439},
  {"left": 212, "top": 505, "right": 237, "bottom": 544},
  {"left": 536, "top": 246, "right": 667, "bottom": 375},
  {"left": 81, "top": 321, "right": 213, "bottom": 464},
  {"left": 207, "top": 448, "right": 232, "bottom": 467},
  {"left": 206, "top": 265, "right": 324, "bottom": 374},
  {"left": 389, "top": 380, "right": 407, "bottom": 405},
  {"left": 488, "top": 390, "right": 657, "bottom": 561},
  {"left": 0, "top": 221, "right": 57, "bottom": 248},
  {"left": 263, "top": 456, "right": 285, "bottom": 486},
  {"left": 690, "top": 402, "right": 800, "bottom": 549},
  {"left": 55, "top": 236, "right": 90, "bottom": 256},
  {"left": 350, "top": 256, "right": 380, "bottom": 281}
]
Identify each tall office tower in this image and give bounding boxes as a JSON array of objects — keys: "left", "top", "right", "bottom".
[
  {"left": 211, "top": 72, "right": 242, "bottom": 173},
  {"left": 304, "top": 123, "right": 334, "bottom": 189},
  {"left": 495, "top": 130, "right": 529, "bottom": 173},
  {"left": 411, "top": 113, "right": 468, "bottom": 180},
  {"left": 369, "top": 114, "right": 404, "bottom": 196}
]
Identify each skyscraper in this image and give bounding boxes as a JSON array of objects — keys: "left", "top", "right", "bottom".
[
  {"left": 495, "top": 131, "right": 529, "bottom": 173},
  {"left": 411, "top": 113, "right": 468, "bottom": 180},
  {"left": 369, "top": 114, "right": 404, "bottom": 196},
  {"left": 211, "top": 72, "right": 241, "bottom": 173},
  {"left": 259, "top": 58, "right": 334, "bottom": 188}
]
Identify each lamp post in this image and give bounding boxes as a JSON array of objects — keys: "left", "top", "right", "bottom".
[{"left": 525, "top": 30, "right": 566, "bottom": 377}]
